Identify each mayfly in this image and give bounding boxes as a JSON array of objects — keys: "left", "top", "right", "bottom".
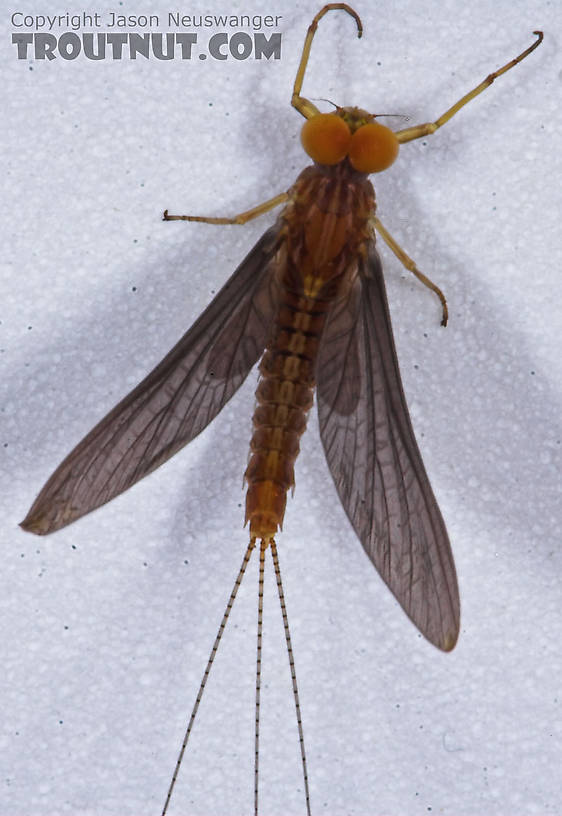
[{"left": 21, "top": 4, "right": 542, "bottom": 814}]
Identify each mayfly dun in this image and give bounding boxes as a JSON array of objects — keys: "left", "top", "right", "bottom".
[{"left": 21, "top": 4, "right": 542, "bottom": 814}]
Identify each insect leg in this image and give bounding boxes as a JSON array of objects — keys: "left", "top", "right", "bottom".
[
  {"left": 163, "top": 192, "right": 289, "bottom": 225},
  {"left": 291, "top": 4, "right": 362, "bottom": 120},
  {"left": 395, "top": 31, "right": 542, "bottom": 144},
  {"left": 373, "top": 216, "right": 448, "bottom": 326}
]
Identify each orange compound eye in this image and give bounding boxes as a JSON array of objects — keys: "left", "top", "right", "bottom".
[
  {"left": 348, "top": 122, "right": 399, "bottom": 173},
  {"left": 301, "top": 114, "right": 351, "bottom": 166}
]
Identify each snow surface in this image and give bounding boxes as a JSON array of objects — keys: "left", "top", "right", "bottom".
[{"left": 2, "top": 1, "right": 561, "bottom": 814}]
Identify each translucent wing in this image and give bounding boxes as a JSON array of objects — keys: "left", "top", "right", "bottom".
[
  {"left": 21, "top": 225, "right": 283, "bottom": 535},
  {"left": 317, "top": 242, "right": 460, "bottom": 651}
]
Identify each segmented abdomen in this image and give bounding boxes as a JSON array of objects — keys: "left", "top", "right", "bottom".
[{"left": 245, "top": 291, "right": 331, "bottom": 540}]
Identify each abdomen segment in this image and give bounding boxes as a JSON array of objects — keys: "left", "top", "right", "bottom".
[{"left": 245, "top": 291, "right": 329, "bottom": 540}]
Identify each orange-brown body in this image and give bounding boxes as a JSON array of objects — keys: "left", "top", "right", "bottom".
[{"left": 245, "top": 160, "right": 375, "bottom": 540}]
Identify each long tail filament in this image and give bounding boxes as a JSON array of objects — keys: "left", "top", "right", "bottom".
[{"left": 161, "top": 536, "right": 310, "bottom": 815}]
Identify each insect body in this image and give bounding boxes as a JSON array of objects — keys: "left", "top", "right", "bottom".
[
  {"left": 246, "top": 156, "right": 376, "bottom": 541},
  {"left": 21, "top": 5, "right": 542, "bottom": 814}
]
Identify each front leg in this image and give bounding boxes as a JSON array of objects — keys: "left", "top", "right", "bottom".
[
  {"left": 395, "top": 31, "right": 542, "bottom": 145},
  {"left": 291, "top": 4, "right": 362, "bottom": 120}
]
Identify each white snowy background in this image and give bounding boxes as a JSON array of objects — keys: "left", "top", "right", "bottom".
[{"left": 2, "top": 0, "right": 561, "bottom": 814}]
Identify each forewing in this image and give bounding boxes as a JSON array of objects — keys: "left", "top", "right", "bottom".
[
  {"left": 317, "top": 243, "right": 459, "bottom": 651},
  {"left": 22, "top": 225, "right": 282, "bottom": 535}
]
